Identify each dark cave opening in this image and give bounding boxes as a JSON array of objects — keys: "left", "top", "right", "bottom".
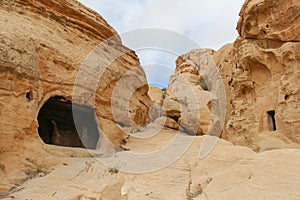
[
  {"left": 170, "top": 116, "right": 179, "bottom": 123},
  {"left": 37, "top": 96, "right": 99, "bottom": 149},
  {"left": 26, "top": 90, "right": 33, "bottom": 102},
  {"left": 267, "top": 110, "right": 277, "bottom": 131}
]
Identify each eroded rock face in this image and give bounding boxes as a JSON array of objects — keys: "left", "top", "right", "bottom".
[
  {"left": 0, "top": 0, "right": 151, "bottom": 192},
  {"left": 213, "top": 0, "right": 300, "bottom": 150},
  {"left": 148, "top": 86, "right": 164, "bottom": 106},
  {"left": 237, "top": 0, "right": 300, "bottom": 42},
  {"left": 218, "top": 39, "right": 300, "bottom": 150},
  {"left": 164, "top": 49, "right": 219, "bottom": 135},
  {"left": 154, "top": 116, "right": 179, "bottom": 130},
  {"left": 164, "top": 0, "right": 300, "bottom": 150},
  {"left": 147, "top": 86, "right": 164, "bottom": 122}
]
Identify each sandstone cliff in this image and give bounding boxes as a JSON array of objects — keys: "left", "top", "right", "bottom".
[
  {"left": 164, "top": 0, "right": 300, "bottom": 151},
  {"left": 219, "top": 0, "right": 300, "bottom": 150},
  {"left": 1, "top": 0, "right": 300, "bottom": 198},
  {"left": 0, "top": 0, "right": 151, "bottom": 192}
]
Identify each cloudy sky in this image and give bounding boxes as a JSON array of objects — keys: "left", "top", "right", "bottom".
[{"left": 78, "top": 0, "right": 245, "bottom": 88}]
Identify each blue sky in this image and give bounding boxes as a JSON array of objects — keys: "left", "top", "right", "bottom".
[{"left": 78, "top": 0, "right": 245, "bottom": 88}]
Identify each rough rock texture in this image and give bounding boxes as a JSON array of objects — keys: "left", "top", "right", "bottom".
[
  {"left": 148, "top": 86, "right": 164, "bottom": 121},
  {"left": 148, "top": 86, "right": 164, "bottom": 105},
  {"left": 154, "top": 116, "right": 179, "bottom": 130},
  {"left": 237, "top": 0, "right": 300, "bottom": 42},
  {"left": 148, "top": 87, "right": 180, "bottom": 129},
  {"left": 163, "top": 49, "right": 217, "bottom": 135},
  {"left": 1, "top": 0, "right": 300, "bottom": 197},
  {"left": 0, "top": 0, "right": 151, "bottom": 192},
  {"left": 3, "top": 132, "right": 300, "bottom": 200},
  {"left": 213, "top": 0, "right": 300, "bottom": 150},
  {"left": 164, "top": 0, "right": 300, "bottom": 151}
]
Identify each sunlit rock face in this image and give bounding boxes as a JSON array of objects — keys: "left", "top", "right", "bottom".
[
  {"left": 6, "top": 135, "right": 300, "bottom": 200},
  {"left": 237, "top": 0, "right": 300, "bottom": 42},
  {"left": 164, "top": 49, "right": 216, "bottom": 136},
  {"left": 214, "top": 0, "right": 300, "bottom": 150},
  {"left": 1, "top": 0, "right": 300, "bottom": 197},
  {"left": 163, "top": 0, "right": 300, "bottom": 151},
  {"left": 0, "top": 0, "right": 151, "bottom": 192}
]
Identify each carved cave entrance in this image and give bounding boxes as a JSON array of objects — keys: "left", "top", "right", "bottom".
[
  {"left": 267, "top": 110, "right": 277, "bottom": 131},
  {"left": 37, "top": 96, "right": 99, "bottom": 149}
]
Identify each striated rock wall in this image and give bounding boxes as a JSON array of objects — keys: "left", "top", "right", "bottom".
[{"left": 0, "top": 0, "right": 151, "bottom": 192}]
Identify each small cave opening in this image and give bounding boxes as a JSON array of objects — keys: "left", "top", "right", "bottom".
[
  {"left": 170, "top": 116, "right": 180, "bottom": 123},
  {"left": 26, "top": 90, "right": 34, "bottom": 102},
  {"left": 267, "top": 110, "right": 277, "bottom": 131},
  {"left": 37, "top": 96, "right": 99, "bottom": 149},
  {"left": 284, "top": 95, "right": 290, "bottom": 101}
]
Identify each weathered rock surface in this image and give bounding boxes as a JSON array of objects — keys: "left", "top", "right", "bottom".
[
  {"left": 148, "top": 86, "right": 164, "bottom": 121},
  {"left": 163, "top": 49, "right": 219, "bottom": 135},
  {"left": 215, "top": 39, "right": 300, "bottom": 150},
  {"left": 164, "top": 0, "right": 300, "bottom": 150},
  {"left": 237, "top": 0, "right": 300, "bottom": 42},
  {"left": 154, "top": 116, "right": 179, "bottom": 130},
  {"left": 148, "top": 86, "right": 164, "bottom": 106},
  {"left": 0, "top": 0, "right": 151, "bottom": 192},
  {"left": 212, "top": 0, "right": 300, "bottom": 150},
  {"left": 3, "top": 132, "right": 300, "bottom": 200},
  {"left": 1, "top": 0, "right": 300, "bottom": 198}
]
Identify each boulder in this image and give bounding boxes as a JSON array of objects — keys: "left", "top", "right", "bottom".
[
  {"left": 148, "top": 86, "right": 164, "bottom": 121},
  {"left": 164, "top": 49, "right": 217, "bottom": 135},
  {"left": 148, "top": 86, "right": 164, "bottom": 105},
  {"left": 154, "top": 116, "right": 179, "bottom": 130}
]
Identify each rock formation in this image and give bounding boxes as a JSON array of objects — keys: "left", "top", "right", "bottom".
[
  {"left": 4, "top": 132, "right": 300, "bottom": 199},
  {"left": 0, "top": 0, "right": 151, "bottom": 192},
  {"left": 154, "top": 116, "right": 179, "bottom": 130},
  {"left": 164, "top": 0, "right": 300, "bottom": 151},
  {"left": 163, "top": 49, "right": 216, "bottom": 135},
  {"left": 148, "top": 86, "right": 164, "bottom": 106},
  {"left": 148, "top": 86, "right": 180, "bottom": 130},
  {"left": 0, "top": 0, "right": 300, "bottom": 198},
  {"left": 148, "top": 86, "right": 164, "bottom": 121},
  {"left": 217, "top": 0, "right": 300, "bottom": 150}
]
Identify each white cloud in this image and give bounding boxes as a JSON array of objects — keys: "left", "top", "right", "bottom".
[{"left": 78, "top": 0, "right": 245, "bottom": 87}]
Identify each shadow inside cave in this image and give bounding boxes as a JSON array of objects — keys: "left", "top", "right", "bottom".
[{"left": 37, "top": 96, "right": 99, "bottom": 149}]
